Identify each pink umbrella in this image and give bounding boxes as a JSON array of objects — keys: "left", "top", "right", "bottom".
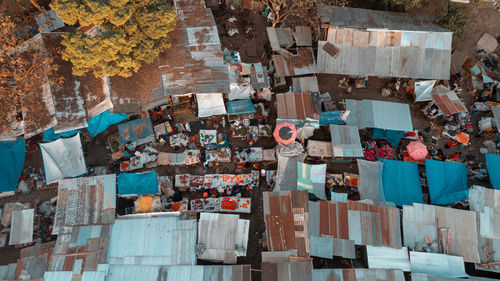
[
  {"left": 273, "top": 122, "right": 297, "bottom": 145},
  {"left": 406, "top": 140, "right": 428, "bottom": 160}
]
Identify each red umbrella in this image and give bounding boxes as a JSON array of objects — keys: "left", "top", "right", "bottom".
[
  {"left": 273, "top": 122, "right": 297, "bottom": 145},
  {"left": 406, "top": 140, "right": 428, "bottom": 160}
]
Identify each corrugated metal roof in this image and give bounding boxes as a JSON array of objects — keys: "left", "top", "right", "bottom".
[
  {"left": 9, "top": 208, "right": 34, "bottom": 245},
  {"left": 197, "top": 213, "right": 249, "bottom": 263},
  {"left": 308, "top": 200, "right": 402, "bottom": 249},
  {"left": 492, "top": 106, "right": 500, "bottom": 133},
  {"left": 53, "top": 174, "right": 116, "bottom": 235},
  {"left": 312, "top": 268, "right": 405, "bottom": 281},
  {"left": 292, "top": 76, "right": 319, "bottom": 93},
  {"left": 266, "top": 27, "right": 294, "bottom": 51},
  {"left": 100, "top": 264, "right": 251, "bottom": 281},
  {"left": 262, "top": 191, "right": 309, "bottom": 257},
  {"left": 262, "top": 261, "right": 313, "bottom": 281},
  {"left": 35, "top": 10, "right": 65, "bottom": 32},
  {"left": 366, "top": 245, "right": 410, "bottom": 271},
  {"left": 49, "top": 224, "right": 111, "bottom": 273},
  {"left": 469, "top": 185, "right": 500, "bottom": 273},
  {"left": 410, "top": 251, "right": 468, "bottom": 278},
  {"left": 330, "top": 125, "right": 363, "bottom": 157},
  {"left": 432, "top": 85, "right": 467, "bottom": 116},
  {"left": 317, "top": 6, "right": 450, "bottom": 32},
  {"left": 106, "top": 213, "right": 197, "bottom": 266},
  {"left": 412, "top": 273, "right": 499, "bottom": 281},
  {"left": 402, "top": 203, "right": 480, "bottom": 263},
  {"left": 275, "top": 155, "right": 304, "bottom": 192},
  {"left": 273, "top": 48, "right": 317, "bottom": 79},
  {"left": 276, "top": 92, "right": 319, "bottom": 120},
  {"left": 345, "top": 99, "right": 413, "bottom": 132},
  {"left": 0, "top": 263, "right": 17, "bottom": 280},
  {"left": 12, "top": 241, "right": 56, "bottom": 280},
  {"left": 316, "top": 13, "right": 451, "bottom": 79},
  {"left": 310, "top": 235, "right": 355, "bottom": 259},
  {"left": 306, "top": 140, "right": 333, "bottom": 157},
  {"left": 294, "top": 26, "right": 312, "bottom": 47}
]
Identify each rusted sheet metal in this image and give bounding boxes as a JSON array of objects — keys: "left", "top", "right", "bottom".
[
  {"left": 263, "top": 191, "right": 310, "bottom": 257},
  {"left": 310, "top": 200, "right": 401, "bottom": 248},
  {"left": 262, "top": 261, "right": 313, "bottom": 281},
  {"left": 294, "top": 26, "right": 312, "bottom": 47},
  {"left": 53, "top": 175, "right": 116, "bottom": 235},
  {"left": 49, "top": 224, "right": 111, "bottom": 273},
  {"left": 13, "top": 241, "right": 56, "bottom": 280},
  {"left": 273, "top": 48, "right": 317, "bottom": 79},
  {"left": 276, "top": 93, "right": 318, "bottom": 120},
  {"left": 316, "top": 7, "right": 452, "bottom": 79},
  {"left": 313, "top": 268, "right": 405, "bottom": 281},
  {"left": 431, "top": 85, "right": 467, "bottom": 116},
  {"left": 403, "top": 203, "right": 480, "bottom": 263}
]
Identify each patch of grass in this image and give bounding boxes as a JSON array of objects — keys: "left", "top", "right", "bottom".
[{"left": 434, "top": 2, "right": 469, "bottom": 39}]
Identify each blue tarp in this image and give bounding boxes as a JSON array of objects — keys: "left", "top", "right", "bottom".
[
  {"left": 117, "top": 171, "right": 159, "bottom": 195},
  {"left": 0, "top": 138, "right": 25, "bottom": 191},
  {"left": 486, "top": 154, "right": 500, "bottom": 190},
  {"left": 117, "top": 117, "right": 154, "bottom": 143},
  {"left": 226, "top": 99, "right": 255, "bottom": 115},
  {"left": 425, "top": 159, "right": 469, "bottom": 205},
  {"left": 381, "top": 159, "right": 424, "bottom": 206},
  {"left": 43, "top": 128, "right": 79, "bottom": 141},
  {"left": 319, "top": 111, "right": 345, "bottom": 126},
  {"left": 372, "top": 128, "right": 405, "bottom": 148},
  {"left": 87, "top": 110, "right": 128, "bottom": 137}
]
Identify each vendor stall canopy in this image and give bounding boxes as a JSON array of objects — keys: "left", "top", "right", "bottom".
[
  {"left": 485, "top": 154, "right": 500, "bottom": 190},
  {"left": 0, "top": 138, "right": 25, "bottom": 191},
  {"left": 316, "top": 6, "right": 452, "bottom": 80},
  {"left": 196, "top": 93, "right": 227, "bottom": 118},
  {"left": 40, "top": 133, "right": 87, "bottom": 184},
  {"left": 226, "top": 99, "right": 255, "bottom": 115},
  {"left": 87, "top": 110, "right": 128, "bottom": 137},
  {"left": 425, "top": 159, "right": 469, "bottom": 205},
  {"left": 117, "top": 171, "right": 159, "bottom": 196},
  {"left": 346, "top": 99, "right": 413, "bottom": 132},
  {"left": 117, "top": 117, "right": 154, "bottom": 145}
]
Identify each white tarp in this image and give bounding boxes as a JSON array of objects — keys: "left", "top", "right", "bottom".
[
  {"left": 414, "top": 80, "right": 436, "bottom": 102},
  {"left": 196, "top": 94, "right": 227, "bottom": 118},
  {"left": 228, "top": 83, "right": 254, "bottom": 100},
  {"left": 9, "top": 208, "right": 34, "bottom": 245},
  {"left": 40, "top": 133, "right": 87, "bottom": 184}
]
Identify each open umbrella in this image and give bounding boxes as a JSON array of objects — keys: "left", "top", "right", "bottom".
[
  {"left": 406, "top": 140, "right": 428, "bottom": 160},
  {"left": 273, "top": 122, "right": 297, "bottom": 145}
]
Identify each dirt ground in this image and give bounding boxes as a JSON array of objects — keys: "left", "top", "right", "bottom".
[{"left": 2, "top": 1, "right": 500, "bottom": 280}]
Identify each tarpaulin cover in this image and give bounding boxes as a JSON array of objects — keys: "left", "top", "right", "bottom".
[
  {"left": 43, "top": 128, "right": 79, "bottom": 141},
  {"left": 357, "top": 159, "right": 385, "bottom": 202},
  {"left": 228, "top": 83, "right": 254, "bottom": 100},
  {"left": 486, "top": 154, "right": 500, "bottom": 190},
  {"left": 117, "top": 171, "right": 158, "bottom": 195},
  {"left": 117, "top": 117, "right": 154, "bottom": 143},
  {"left": 319, "top": 111, "right": 345, "bottom": 126},
  {"left": 414, "top": 80, "right": 436, "bottom": 102},
  {"left": 226, "top": 99, "right": 255, "bottom": 115},
  {"left": 0, "top": 138, "right": 25, "bottom": 191},
  {"left": 297, "top": 162, "right": 327, "bottom": 200},
  {"left": 372, "top": 128, "right": 404, "bottom": 148},
  {"left": 40, "top": 133, "right": 86, "bottom": 184},
  {"left": 381, "top": 159, "right": 424, "bottom": 206},
  {"left": 87, "top": 109, "right": 127, "bottom": 137},
  {"left": 196, "top": 93, "right": 227, "bottom": 118},
  {"left": 425, "top": 159, "right": 469, "bottom": 205}
]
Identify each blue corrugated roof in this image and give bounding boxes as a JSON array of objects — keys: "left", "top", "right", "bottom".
[{"left": 106, "top": 213, "right": 197, "bottom": 266}]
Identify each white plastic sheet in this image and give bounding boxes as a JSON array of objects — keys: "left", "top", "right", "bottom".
[
  {"left": 196, "top": 93, "right": 227, "bottom": 118},
  {"left": 414, "top": 80, "right": 436, "bottom": 102},
  {"left": 40, "top": 133, "right": 87, "bottom": 184},
  {"left": 228, "top": 83, "right": 254, "bottom": 100}
]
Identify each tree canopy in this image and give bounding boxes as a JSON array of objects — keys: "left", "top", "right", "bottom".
[
  {"left": 0, "top": 15, "right": 60, "bottom": 135},
  {"left": 50, "top": 0, "right": 177, "bottom": 77}
]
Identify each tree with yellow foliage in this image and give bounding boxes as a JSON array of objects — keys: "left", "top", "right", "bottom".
[{"left": 50, "top": 0, "right": 177, "bottom": 77}]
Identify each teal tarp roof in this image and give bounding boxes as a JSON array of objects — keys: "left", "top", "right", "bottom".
[
  {"left": 117, "top": 171, "right": 158, "bottom": 195},
  {"left": 117, "top": 118, "right": 153, "bottom": 143},
  {"left": 381, "top": 159, "right": 424, "bottom": 206},
  {"left": 0, "top": 138, "right": 25, "bottom": 191},
  {"left": 226, "top": 99, "right": 255, "bottom": 115},
  {"left": 425, "top": 159, "right": 468, "bottom": 205},
  {"left": 486, "top": 154, "right": 500, "bottom": 190},
  {"left": 87, "top": 110, "right": 127, "bottom": 137}
]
